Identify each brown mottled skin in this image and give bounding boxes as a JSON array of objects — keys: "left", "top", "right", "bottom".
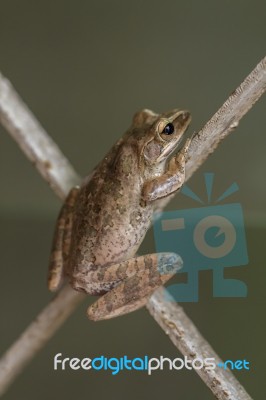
[{"left": 48, "top": 109, "right": 192, "bottom": 320}]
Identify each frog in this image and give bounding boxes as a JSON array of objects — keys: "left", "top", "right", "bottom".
[{"left": 48, "top": 108, "right": 192, "bottom": 321}]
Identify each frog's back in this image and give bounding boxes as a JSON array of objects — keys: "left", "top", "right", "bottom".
[{"left": 67, "top": 143, "right": 153, "bottom": 279}]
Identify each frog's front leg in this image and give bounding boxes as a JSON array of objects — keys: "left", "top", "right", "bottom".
[
  {"left": 87, "top": 252, "right": 182, "bottom": 321},
  {"left": 142, "top": 138, "right": 191, "bottom": 202},
  {"left": 48, "top": 186, "right": 80, "bottom": 291}
]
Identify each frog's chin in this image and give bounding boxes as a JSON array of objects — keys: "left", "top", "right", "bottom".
[{"left": 160, "top": 142, "right": 178, "bottom": 159}]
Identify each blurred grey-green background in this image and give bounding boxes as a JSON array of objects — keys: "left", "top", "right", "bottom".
[{"left": 0, "top": 1, "right": 265, "bottom": 399}]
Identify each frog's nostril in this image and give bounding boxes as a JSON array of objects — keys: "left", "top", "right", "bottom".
[
  {"left": 176, "top": 111, "right": 190, "bottom": 125},
  {"left": 182, "top": 111, "right": 190, "bottom": 120}
]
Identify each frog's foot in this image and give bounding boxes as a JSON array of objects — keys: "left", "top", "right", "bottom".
[
  {"left": 87, "top": 252, "right": 182, "bottom": 321},
  {"left": 48, "top": 186, "right": 80, "bottom": 291}
]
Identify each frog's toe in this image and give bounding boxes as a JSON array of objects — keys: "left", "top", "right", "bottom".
[{"left": 157, "top": 252, "right": 183, "bottom": 274}]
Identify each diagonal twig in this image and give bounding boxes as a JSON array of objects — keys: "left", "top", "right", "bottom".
[
  {"left": 147, "top": 288, "right": 252, "bottom": 400},
  {"left": 0, "top": 56, "right": 265, "bottom": 398},
  {"left": 0, "top": 72, "right": 80, "bottom": 199}
]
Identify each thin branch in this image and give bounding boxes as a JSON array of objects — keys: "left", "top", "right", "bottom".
[
  {"left": 0, "top": 287, "right": 85, "bottom": 395},
  {"left": 0, "top": 72, "right": 80, "bottom": 199},
  {"left": 0, "top": 56, "right": 265, "bottom": 398},
  {"left": 147, "top": 288, "right": 251, "bottom": 400},
  {"left": 185, "top": 56, "right": 266, "bottom": 180}
]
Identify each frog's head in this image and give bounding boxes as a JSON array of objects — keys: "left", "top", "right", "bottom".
[{"left": 132, "top": 109, "right": 191, "bottom": 167}]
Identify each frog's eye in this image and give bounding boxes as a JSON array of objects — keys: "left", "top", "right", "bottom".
[{"left": 162, "top": 123, "right": 175, "bottom": 135}]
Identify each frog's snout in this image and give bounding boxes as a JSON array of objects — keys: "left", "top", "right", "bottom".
[{"left": 177, "top": 110, "right": 191, "bottom": 125}]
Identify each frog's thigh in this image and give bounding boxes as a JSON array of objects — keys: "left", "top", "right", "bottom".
[
  {"left": 87, "top": 252, "right": 182, "bottom": 321},
  {"left": 48, "top": 186, "right": 80, "bottom": 292}
]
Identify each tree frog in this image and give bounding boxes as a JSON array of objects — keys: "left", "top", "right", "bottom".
[{"left": 48, "top": 109, "right": 192, "bottom": 320}]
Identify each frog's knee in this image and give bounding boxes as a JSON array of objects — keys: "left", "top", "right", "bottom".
[{"left": 70, "top": 276, "right": 112, "bottom": 296}]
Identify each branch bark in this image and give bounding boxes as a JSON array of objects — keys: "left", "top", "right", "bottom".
[
  {"left": 0, "top": 56, "right": 265, "bottom": 398},
  {"left": 185, "top": 56, "right": 266, "bottom": 179},
  {"left": 0, "top": 72, "right": 80, "bottom": 199},
  {"left": 0, "top": 287, "right": 85, "bottom": 395},
  {"left": 147, "top": 288, "right": 251, "bottom": 400}
]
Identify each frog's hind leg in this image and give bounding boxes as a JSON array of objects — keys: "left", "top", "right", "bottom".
[
  {"left": 87, "top": 252, "right": 182, "bottom": 321},
  {"left": 48, "top": 186, "right": 80, "bottom": 292}
]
